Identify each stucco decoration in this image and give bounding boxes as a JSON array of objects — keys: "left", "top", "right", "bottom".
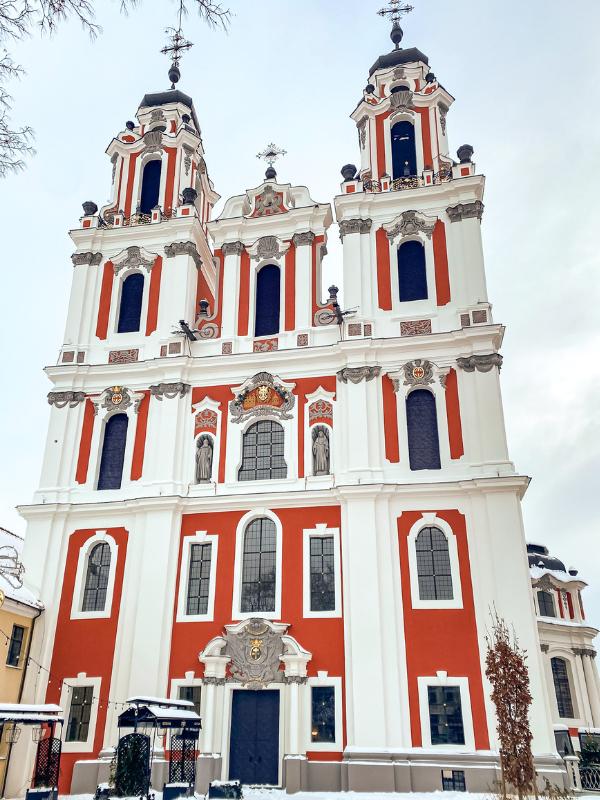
[
  {"left": 230, "top": 372, "right": 295, "bottom": 423},
  {"left": 339, "top": 218, "right": 372, "bottom": 241},
  {"left": 164, "top": 241, "right": 202, "bottom": 270},
  {"left": 195, "top": 435, "right": 214, "bottom": 483},
  {"left": 182, "top": 144, "right": 194, "bottom": 176},
  {"left": 400, "top": 359, "right": 436, "bottom": 389},
  {"left": 222, "top": 241, "right": 245, "bottom": 256},
  {"left": 337, "top": 366, "right": 381, "bottom": 384},
  {"left": 308, "top": 399, "right": 333, "bottom": 423},
  {"left": 47, "top": 391, "right": 86, "bottom": 409},
  {"left": 150, "top": 382, "right": 191, "bottom": 401},
  {"left": 456, "top": 353, "right": 503, "bottom": 373},
  {"left": 250, "top": 236, "right": 285, "bottom": 262},
  {"left": 390, "top": 89, "right": 414, "bottom": 111},
  {"left": 251, "top": 185, "right": 287, "bottom": 218},
  {"left": 224, "top": 619, "right": 288, "bottom": 687},
  {"left": 195, "top": 409, "right": 218, "bottom": 434},
  {"left": 292, "top": 232, "right": 316, "bottom": 247},
  {"left": 196, "top": 323, "right": 219, "bottom": 340},
  {"left": 141, "top": 129, "right": 163, "bottom": 155},
  {"left": 314, "top": 308, "right": 337, "bottom": 327},
  {"left": 150, "top": 109, "right": 166, "bottom": 123},
  {"left": 385, "top": 210, "right": 437, "bottom": 242},
  {"left": 357, "top": 116, "right": 368, "bottom": 149},
  {"left": 112, "top": 246, "right": 157, "bottom": 275},
  {"left": 446, "top": 201, "right": 485, "bottom": 223},
  {"left": 438, "top": 103, "right": 449, "bottom": 135},
  {"left": 71, "top": 252, "right": 102, "bottom": 267},
  {"left": 97, "top": 386, "right": 137, "bottom": 414},
  {"left": 312, "top": 426, "right": 330, "bottom": 476}
]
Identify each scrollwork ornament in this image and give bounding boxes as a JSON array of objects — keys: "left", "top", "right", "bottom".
[
  {"left": 284, "top": 675, "right": 308, "bottom": 685},
  {"left": 224, "top": 618, "right": 287, "bottom": 687},
  {"left": 149, "top": 382, "right": 191, "bottom": 401},
  {"left": 251, "top": 236, "right": 283, "bottom": 262},
  {"left": 446, "top": 201, "right": 485, "bottom": 223},
  {"left": 314, "top": 308, "right": 337, "bottom": 327},
  {"left": 401, "top": 359, "right": 435, "bottom": 388},
  {"left": 456, "top": 353, "right": 503, "bottom": 373},
  {"left": 386, "top": 210, "right": 436, "bottom": 242},
  {"left": 229, "top": 372, "right": 295, "bottom": 423},
  {"left": 339, "top": 218, "right": 372, "bottom": 241},
  {"left": 196, "top": 323, "right": 219, "bottom": 340},
  {"left": 47, "top": 391, "right": 86, "bottom": 409},
  {"left": 202, "top": 677, "right": 227, "bottom": 686},
  {"left": 164, "top": 241, "right": 202, "bottom": 269},
  {"left": 141, "top": 129, "right": 163, "bottom": 155},
  {"left": 390, "top": 89, "right": 414, "bottom": 111},
  {"left": 112, "top": 246, "right": 156, "bottom": 275},
  {"left": 337, "top": 366, "right": 381, "bottom": 384}
]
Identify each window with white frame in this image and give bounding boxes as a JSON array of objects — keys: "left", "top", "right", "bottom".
[
  {"left": 82, "top": 542, "right": 112, "bottom": 612},
  {"left": 240, "top": 518, "right": 277, "bottom": 613},
  {"left": 178, "top": 684, "right": 202, "bottom": 716},
  {"left": 407, "top": 516, "right": 462, "bottom": 610},
  {"left": 303, "top": 525, "right": 341, "bottom": 618},
  {"left": 70, "top": 533, "right": 119, "bottom": 621},
  {"left": 60, "top": 673, "right": 102, "bottom": 753},
  {"left": 418, "top": 674, "right": 475, "bottom": 751},
  {"left": 551, "top": 657, "right": 575, "bottom": 719},
  {"left": 177, "top": 532, "right": 218, "bottom": 622},
  {"left": 537, "top": 589, "right": 556, "bottom": 618},
  {"left": 187, "top": 542, "right": 212, "bottom": 615},
  {"left": 238, "top": 420, "right": 287, "bottom": 481},
  {"left": 305, "top": 676, "right": 342, "bottom": 751},
  {"left": 66, "top": 686, "right": 94, "bottom": 742}
]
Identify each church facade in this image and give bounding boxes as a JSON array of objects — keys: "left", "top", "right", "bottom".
[{"left": 6, "top": 18, "right": 577, "bottom": 796}]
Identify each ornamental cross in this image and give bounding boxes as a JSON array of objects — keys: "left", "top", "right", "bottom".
[
  {"left": 377, "top": 0, "right": 414, "bottom": 48},
  {"left": 161, "top": 21, "right": 193, "bottom": 88},
  {"left": 256, "top": 143, "right": 287, "bottom": 169}
]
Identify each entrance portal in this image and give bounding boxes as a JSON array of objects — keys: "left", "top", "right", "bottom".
[{"left": 229, "top": 690, "right": 280, "bottom": 785}]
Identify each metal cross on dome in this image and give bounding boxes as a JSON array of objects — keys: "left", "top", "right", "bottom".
[
  {"left": 257, "top": 143, "right": 287, "bottom": 169},
  {"left": 161, "top": 17, "right": 193, "bottom": 89},
  {"left": 377, "top": 0, "right": 414, "bottom": 48}
]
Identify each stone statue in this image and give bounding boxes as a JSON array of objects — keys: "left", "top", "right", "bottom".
[
  {"left": 195, "top": 436, "right": 213, "bottom": 483},
  {"left": 312, "top": 427, "right": 330, "bottom": 476}
]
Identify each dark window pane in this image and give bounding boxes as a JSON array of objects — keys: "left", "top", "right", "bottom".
[
  {"left": 310, "top": 536, "right": 336, "bottom": 612},
  {"left": 139, "top": 158, "right": 161, "bottom": 214},
  {"left": 428, "top": 686, "right": 465, "bottom": 746},
  {"left": 66, "top": 686, "right": 94, "bottom": 742},
  {"left": 311, "top": 686, "right": 336, "bottom": 743},
  {"left": 241, "top": 518, "right": 277, "bottom": 613},
  {"left": 186, "top": 543, "right": 212, "bottom": 615},
  {"left": 97, "top": 413, "right": 128, "bottom": 490},
  {"left": 255, "top": 264, "right": 281, "bottom": 337},
  {"left": 398, "top": 240, "right": 428, "bottom": 302},
  {"left": 178, "top": 685, "right": 202, "bottom": 716},
  {"left": 442, "top": 770, "right": 466, "bottom": 791},
  {"left": 238, "top": 420, "right": 287, "bottom": 482},
  {"left": 551, "top": 657, "right": 574, "bottom": 718},
  {"left": 117, "top": 272, "right": 144, "bottom": 333},
  {"left": 391, "top": 120, "right": 417, "bottom": 178},
  {"left": 415, "top": 526, "right": 453, "bottom": 600},
  {"left": 538, "top": 590, "right": 556, "bottom": 618},
  {"left": 82, "top": 542, "right": 112, "bottom": 612},
  {"left": 6, "top": 625, "right": 25, "bottom": 667},
  {"left": 406, "top": 389, "right": 441, "bottom": 471}
]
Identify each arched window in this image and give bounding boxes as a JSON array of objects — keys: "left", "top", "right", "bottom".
[
  {"left": 406, "top": 389, "right": 441, "bottom": 471},
  {"left": 82, "top": 542, "right": 111, "bottom": 612},
  {"left": 398, "top": 240, "right": 428, "bottom": 301},
  {"left": 238, "top": 420, "right": 287, "bottom": 481},
  {"left": 97, "top": 413, "right": 128, "bottom": 490},
  {"left": 139, "top": 159, "right": 161, "bottom": 214},
  {"left": 117, "top": 272, "right": 144, "bottom": 333},
  {"left": 240, "top": 517, "right": 277, "bottom": 613},
  {"left": 538, "top": 590, "right": 556, "bottom": 618},
  {"left": 416, "top": 526, "right": 453, "bottom": 600},
  {"left": 254, "top": 264, "right": 281, "bottom": 337},
  {"left": 391, "top": 120, "right": 417, "bottom": 179},
  {"left": 551, "top": 657, "right": 575, "bottom": 718}
]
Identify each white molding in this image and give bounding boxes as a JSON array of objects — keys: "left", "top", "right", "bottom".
[
  {"left": 417, "top": 673, "right": 475, "bottom": 752},
  {"left": 70, "top": 531, "right": 119, "bottom": 620},
  {"left": 176, "top": 530, "right": 218, "bottom": 622},
  {"left": 302, "top": 524, "right": 342, "bottom": 619},
  {"left": 305, "top": 676, "right": 343, "bottom": 752},
  {"left": 170, "top": 672, "right": 203, "bottom": 709},
  {"left": 407, "top": 513, "right": 463, "bottom": 610},
  {"left": 231, "top": 508, "right": 283, "bottom": 620},
  {"left": 59, "top": 673, "right": 102, "bottom": 754}
]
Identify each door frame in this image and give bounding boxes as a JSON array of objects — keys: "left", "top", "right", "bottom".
[{"left": 221, "top": 684, "right": 284, "bottom": 786}]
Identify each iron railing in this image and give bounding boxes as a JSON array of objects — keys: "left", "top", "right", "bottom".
[
  {"left": 580, "top": 764, "right": 600, "bottom": 791},
  {"left": 363, "top": 170, "right": 453, "bottom": 193}
]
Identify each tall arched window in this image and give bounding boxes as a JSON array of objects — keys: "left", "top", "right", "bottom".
[
  {"left": 82, "top": 542, "right": 111, "bottom": 612},
  {"left": 416, "top": 526, "right": 453, "bottom": 600},
  {"left": 238, "top": 420, "right": 287, "bottom": 481},
  {"left": 538, "top": 590, "right": 556, "bottom": 618},
  {"left": 240, "top": 517, "right": 277, "bottom": 613},
  {"left": 398, "top": 240, "right": 428, "bottom": 301},
  {"left": 551, "top": 657, "right": 575, "bottom": 718},
  {"left": 406, "top": 389, "right": 441, "bottom": 471},
  {"left": 117, "top": 272, "right": 144, "bottom": 333},
  {"left": 391, "top": 120, "right": 417, "bottom": 179},
  {"left": 254, "top": 264, "right": 281, "bottom": 337},
  {"left": 97, "top": 413, "right": 128, "bottom": 490},
  {"left": 139, "top": 159, "right": 162, "bottom": 214}
]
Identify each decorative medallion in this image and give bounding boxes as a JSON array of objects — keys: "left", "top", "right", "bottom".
[
  {"left": 385, "top": 210, "right": 436, "bottom": 242},
  {"left": 149, "top": 382, "right": 191, "bottom": 401},
  {"left": 251, "top": 236, "right": 285, "bottom": 262},
  {"left": 164, "top": 241, "right": 202, "bottom": 270},
  {"left": 99, "top": 386, "right": 135, "bottom": 412},
  {"left": 230, "top": 372, "right": 294, "bottom": 423},
  {"left": 196, "top": 322, "right": 219, "bottom": 339},
  {"left": 456, "top": 353, "right": 503, "bottom": 373},
  {"left": 47, "top": 390, "right": 86, "bottom": 409},
  {"left": 251, "top": 186, "right": 286, "bottom": 218},
  {"left": 337, "top": 366, "right": 381, "bottom": 384},
  {"left": 401, "top": 359, "right": 435, "bottom": 388},
  {"left": 224, "top": 619, "right": 287, "bottom": 687}
]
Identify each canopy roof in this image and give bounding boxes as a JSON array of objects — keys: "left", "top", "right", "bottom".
[
  {"left": 0, "top": 703, "right": 63, "bottom": 725},
  {"left": 119, "top": 701, "right": 201, "bottom": 731}
]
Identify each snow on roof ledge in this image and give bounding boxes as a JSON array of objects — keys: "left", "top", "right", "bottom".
[{"left": 126, "top": 695, "right": 194, "bottom": 709}]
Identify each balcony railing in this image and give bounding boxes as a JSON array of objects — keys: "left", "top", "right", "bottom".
[{"left": 363, "top": 169, "right": 453, "bottom": 193}]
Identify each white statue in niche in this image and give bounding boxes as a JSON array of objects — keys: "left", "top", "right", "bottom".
[
  {"left": 195, "top": 435, "right": 214, "bottom": 483},
  {"left": 312, "top": 426, "right": 330, "bottom": 476}
]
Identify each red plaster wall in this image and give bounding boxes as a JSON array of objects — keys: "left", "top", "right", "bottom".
[
  {"left": 75, "top": 399, "right": 95, "bottom": 484},
  {"left": 444, "top": 369, "right": 464, "bottom": 460},
  {"left": 382, "top": 375, "right": 400, "bottom": 463},
  {"left": 376, "top": 227, "right": 393, "bottom": 311}
]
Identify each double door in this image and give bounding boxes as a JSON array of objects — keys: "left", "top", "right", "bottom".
[{"left": 228, "top": 689, "right": 280, "bottom": 786}]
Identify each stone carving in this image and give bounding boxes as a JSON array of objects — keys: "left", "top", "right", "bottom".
[
  {"left": 253, "top": 338, "right": 278, "bottom": 352},
  {"left": 182, "top": 144, "right": 194, "bottom": 176},
  {"left": 198, "top": 156, "right": 207, "bottom": 175},
  {"left": 284, "top": 675, "right": 308, "bottom": 685},
  {"left": 348, "top": 323, "right": 362, "bottom": 337},
  {"left": 393, "top": 67, "right": 406, "bottom": 79},
  {"left": 164, "top": 241, "right": 202, "bottom": 269},
  {"left": 400, "top": 319, "right": 432, "bottom": 337},
  {"left": 292, "top": 231, "right": 316, "bottom": 247},
  {"left": 150, "top": 382, "right": 191, "bottom": 400},
  {"left": 202, "top": 676, "right": 226, "bottom": 686},
  {"left": 309, "top": 400, "right": 333, "bottom": 423},
  {"left": 108, "top": 349, "right": 139, "bottom": 364},
  {"left": 337, "top": 366, "right": 381, "bottom": 384},
  {"left": 71, "top": 252, "right": 102, "bottom": 267},
  {"left": 399, "top": 359, "right": 436, "bottom": 389},
  {"left": 195, "top": 435, "right": 214, "bottom": 483},
  {"left": 222, "top": 342, "right": 233, "bottom": 355},
  {"left": 390, "top": 89, "right": 414, "bottom": 111},
  {"left": 230, "top": 372, "right": 294, "bottom": 423},
  {"left": 312, "top": 426, "right": 330, "bottom": 476},
  {"left": 314, "top": 308, "right": 336, "bottom": 327},
  {"left": 540, "top": 644, "right": 550, "bottom": 653},
  {"left": 472, "top": 309, "right": 488, "bottom": 324},
  {"left": 113, "top": 246, "right": 157, "bottom": 275},
  {"left": 297, "top": 333, "right": 309, "bottom": 347},
  {"left": 446, "top": 201, "right": 485, "bottom": 223},
  {"left": 456, "top": 354, "right": 503, "bottom": 373},
  {"left": 251, "top": 236, "right": 284, "bottom": 262},
  {"left": 47, "top": 391, "right": 86, "bottom": 409},
  {"left": 150, "top": 109, "right": 166, "bottom": 123},
  {"left": 141, "top": 129, "right": 163, "bottom": 155},
  {"left": 195, "top": 408, "right": 218, "bottom": 433},
  {"left": 357, "top": 116, "right": 368, "bottom": 149},
  {"left": 61, "top": 350, "right": 75, "bottom": 363},
  {"left": 224, "top": 619, "right": 287, "bottom": 687},
  {"left": 111, "top": 153, "right": 118, "bottom": 182},
  {"left": 438, "top": 103, "right": 449, "bottom": 135},
  {"left": 222, "top": 241, "right": 245, "bottom": 256},
  {"left": 196, "top": 323, "right": 219, "bottom": 339},
  {"left": 385, "top": 210, "right": 436, "bottom": 242},
  {"left": 99, "top": 386, "right": 136, "bottom": 413},
  {"left": 339, "top": 218, "right": 372, "bottom": 241},
  {"left": 573, "top": 648, "right": 597, "bottom": 658},
  {"left": 252, "top": 185, "right": 286, "bottom": 217}
]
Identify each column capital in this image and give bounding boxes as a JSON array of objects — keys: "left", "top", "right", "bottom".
[
  {"left": 457, "top": 353, "right": 503, "bottom": 373},
  {"left": 221, "top": 240, "right": 245, "bottom": 256}
]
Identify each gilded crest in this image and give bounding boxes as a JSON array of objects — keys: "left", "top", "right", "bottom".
[
  {"left": 230, "top": 372, "right": 294, "bottom": 424},
  {"left": 225, "top": 619, "right": 286, "bottom": 687}
]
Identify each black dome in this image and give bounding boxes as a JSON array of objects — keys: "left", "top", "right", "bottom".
[{"left": 527, "top": 543, "right": 566, "bottom": 572}]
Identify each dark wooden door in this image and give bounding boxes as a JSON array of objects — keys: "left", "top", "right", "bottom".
[{"left": 229, "top": 690, "right": 280, "bottom": 785}]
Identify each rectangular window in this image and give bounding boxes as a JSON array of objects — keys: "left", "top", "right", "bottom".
[
  {"left": 66, "top": 686, "right": 94, "bottom": 742},
  {"left": 428, "top": 686, "right": 465, "bottom": 746},
  {"left": 311, "top": 686, "right": 336, "bottom": 743},
  {"left": 310, "top": 536, "right": 336, "bottom": 612},
  {"left": 178, "top": 685, "right": 201, "bottom": 716},
  {"left": 186, "top": 543, "right": 212, "bottom": 616},
  {"left": 442, "top": 769, "right": 466, "bottom": 791},
  {"left": 6, "top": 625, "right": 25, "bottom": 667}
]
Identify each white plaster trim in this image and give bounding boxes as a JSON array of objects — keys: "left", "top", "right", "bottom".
[
  {"left": 417, "top": 673, "right": 475, "bottom": 752},
  {"left": 231, "top": 509, "right": 283, "bottom": 620},
  {"left": 302, "top": 524, "right": 342, "bottom": 619},
  {"left": 170, "top": 672, "right": 203, "bottom": 707},
  {"left": 70, "top": 530, "right": 119, "bottom": 620},
  {"left": 176, "top": 530, "right": 218, "bottom": 622},
  {"left": 548, "top": 651, "right": 581, "bottom": 722},
  {"left": 407, "top": 513, "right": 463, "bottom": 610},
  {"left": 60, "top": 673, "right": 102, "bottom": 754},
  {"left": 305, "top": 676, "right": 343, "bottom": 752}
]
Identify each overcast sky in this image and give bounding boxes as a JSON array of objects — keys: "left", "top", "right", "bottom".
[{"left": 0, "top": 0, "right": 599, "bottom": 623}]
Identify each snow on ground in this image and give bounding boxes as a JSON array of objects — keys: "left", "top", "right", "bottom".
[{"left": 58, "top": 792, "right": 506, "bottom": 800}]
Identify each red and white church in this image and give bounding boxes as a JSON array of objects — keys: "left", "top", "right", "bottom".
[{"left": 6, "top": 10, "right": 581, "bottom": 796}]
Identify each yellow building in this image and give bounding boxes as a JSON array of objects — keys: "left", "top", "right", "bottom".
[{"left": 0, "top": 528, "right": 42, "bottom": 794}]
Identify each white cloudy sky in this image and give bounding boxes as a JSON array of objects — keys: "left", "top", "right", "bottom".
[{"left": 0, "top": 0, "right": 599, "bottom": 620}]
